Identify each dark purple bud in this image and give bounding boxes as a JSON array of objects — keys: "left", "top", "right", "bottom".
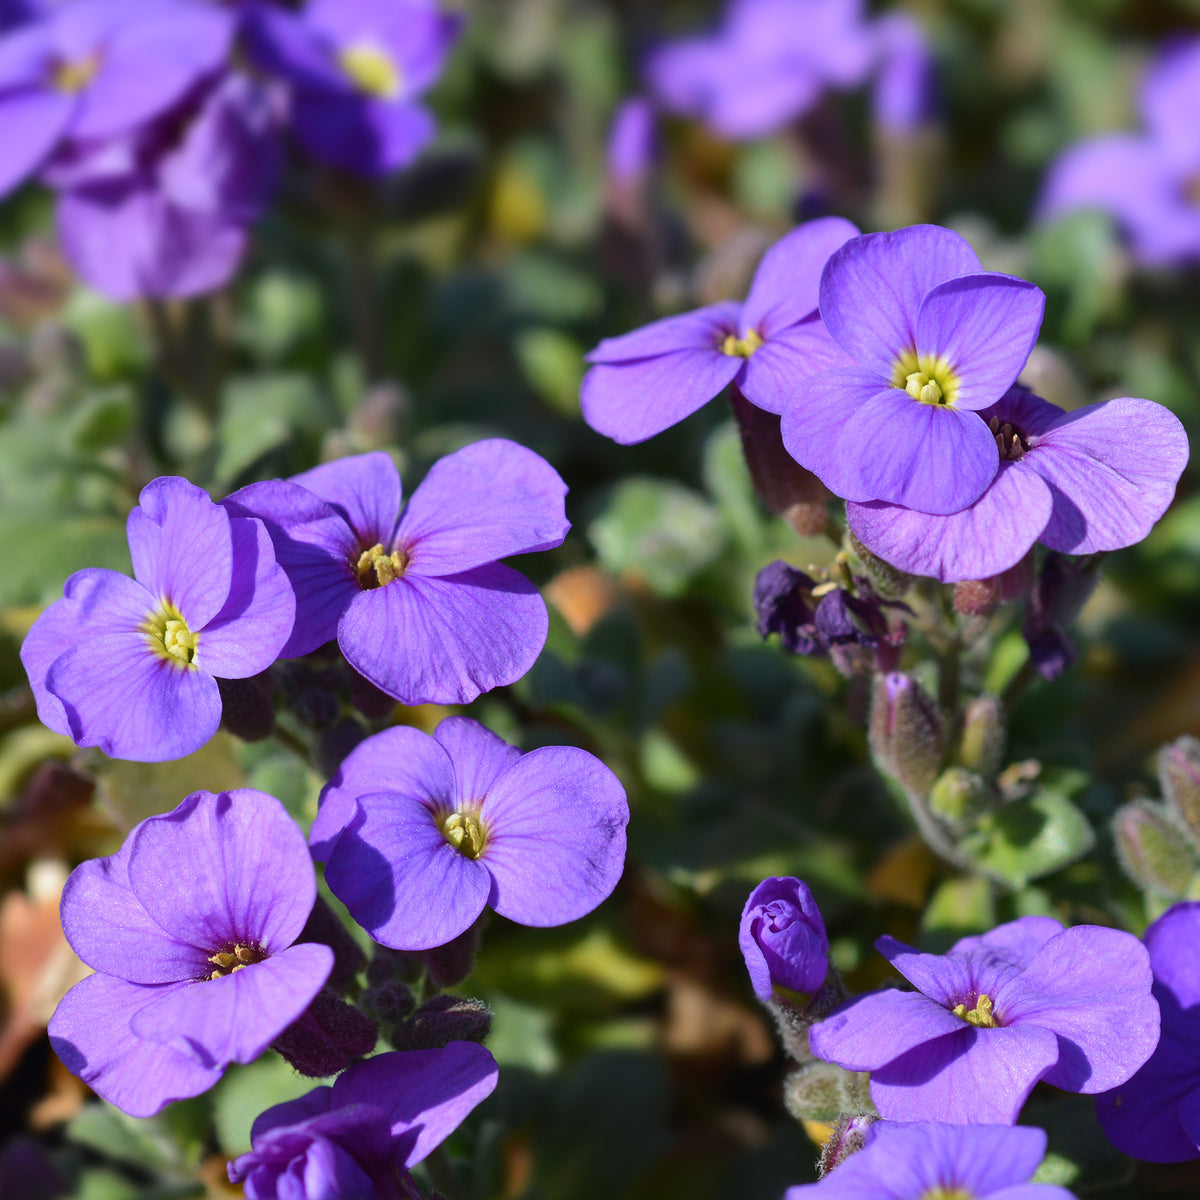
[
  {"left": 295, "top": 895, "right": 366, "bottom": 993},
  {"left": 291, "top": 686, "right": 341, "bottom": 730},
  {"left": 416, "top": 920, "right": 481, "bottom": 990},
  {"left": 1022, "top": 552, "right": 1100, "bottom": 681},
  {"left": 346, "top": 663, "right": 396, "bottom": 719},
  {"left": 1112, "top": 801, "right": 1198, "bottom": 899},
  {"left": 754, "top": 561, "right": 822, "bottom": 656},
  {"left": 1158, "top": 736, "right": 1200, "bottom": 850},
  {"left": 361, "top": 979, "right": 417, "bottom": 1026},
  {"left": 316, "top": 717, "right": 370, "bottom": 778},
  {"left": 366, "top": 946, "right": 425, "bottom": 987},
  {"left": 390, "top": 995, "right": 492, "bottom": 1052},
  {"left": 0, "top": 1137, "right": 70, "bottom": 1200},
  {"left": 868, "top": 672, "right": 944, "bottom": 796},
  {"left": 273, "top": 989, "right": 378, "bottom": 1077},
  {"left": 1024, "top": 624, "right": 1075, "bottom": 682},
  {"left": 818, "top": 1113, "right": 878, "bottom": 1177},
  {"left": 217, "top": 671, "right": 276, "bottom": 741}
]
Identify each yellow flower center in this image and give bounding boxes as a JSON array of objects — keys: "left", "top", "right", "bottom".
[
  {"left": 440, "top": 808, "right": 487, "bottom": 859},
  {"left": 356, "top": 543, "right": 408, "bottom": 590},
  {"left": 922, "top": 1190, "right": 975, "bottom": 1200},
  {"left": 951, "top": 993, "right": 1000, "bottom": 1028},
  {"left": 721, "top": 329, "right": 764, "bottom": 358},
  {"left": 891, "top": 350, "right": 959, "bottom": 407},
  {"left": 207, "top": 942, "right": 265, "bottom": 981},
  {"left": 52, "top": 54, "right": 100, "bottom": 94},
  {"left": 338, "top": 43, "right": 403, "bottom": 99},
  {"left": 142, "top": 602, "right": 198, "bottom": 667}
]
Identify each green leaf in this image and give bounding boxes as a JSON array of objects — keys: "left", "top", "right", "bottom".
[
  {"left": 213, "top": 1057, "right": 317, "bottom": 1157},
  {"left": 0, "top": 511, "right": 129, "bottom": 606},
  {"left": 213, "top": 374, "right": 329, "bottom": 486},
  {"left": 514, "top": 327, "right": 584, "bottom": 416},
  {"left": 588, "top": 477, "right": 725, "bottom": 598},
  {"left": 962, "top": 790, "right": 1096, "bottom": 888}
]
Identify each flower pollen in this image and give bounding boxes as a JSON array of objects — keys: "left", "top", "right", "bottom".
[
  {"left": 52, "top": 54, "right": 100, "bottom": 94},
  {"left": 356, "top": 543, "right": 408, "bottom": 590},
  {"left": 891, "top": 350, "right": 959, "bottom": 407},
  {"left": 142, "top": 602, "right": 198, "bottom": 667},
  {"left": 951, "top": 993, "right": 1000, "bottom": 1028},
  {"left": 207, "top": 941, "right": 266, "bottom": 981},
  {"left": 338, "top": 43, "right": 402, "bottom": 99},
  {"left": 988, "top": 414, "right": 1027, "bottom": 461},
  {"left": 921, "top": 1189, "right": 975, "bottom": 1200},
  {"left": 440, "top": 808, "right": 486, "bottom": 859},
  {"left": 721, "top": 329, "right": 764, "bottom": 358}
]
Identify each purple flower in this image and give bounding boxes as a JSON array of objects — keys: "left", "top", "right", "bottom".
[
  {"left": 785, "top": 1121, "right": 1077, "bottom": 1199},
  {"left": 870, "top": 12, "right": 937, "bottom": 134},
  {"left": 0, "top": 0, "right": 233, "bottom": 198},
  {"left": 1097, "top": 902, "right": 1200, "bottom": 1162},
  {"left": 646, "top": 0, "right": 873, "bottom": 140},
  {"left": 607, "top": 97, "right": 656, "bottom": 187},
  {"left": 581, "top": 217, "right": 859, "bottom": 444},
  {"left": 1040, "top": 38, "right": 1200, "bottom": 264},
  {"left": 245, "top": 0, "right": 462, "bottom": 177},
  {"left": 739, "top": 877, "right": 829, "bottom": 1003},
  {"left": 51, "top": 70, "right": 283, "bottom": 300},
  {"left": 48, "top": 789, "right": 333, "bottom": 1118},
  {"left": 226, "top": 442, "right": 568, "bottom": 706},
  {"left": 310, "top": 716, "right": 629, "bottom": 951},
  {"left": 781, "top": 225, "right": 1045, "bottom": 515},
  {"left": 20, "top": 476, "right": 294, "bottom": 762},
  {"left": 809, "top": 916, "right": 1159, "bottom": 1124},
  {"left": 846, "top": 386, "right": 1189, "bottom": 582},
  {"left": 229, "top": 1043, "right": 499, "bottom": 1200}
]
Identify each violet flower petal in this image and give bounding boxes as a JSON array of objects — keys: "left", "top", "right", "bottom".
[
  {"left": 585, "top": 302, "right": 740, "bottom": 363},
  {"left": 433, "top": 716, "right": 522, "bottom": 808},
  {"left": 869, "top": 1023, "right": 1060, "bottom": 1123},
  {"left": 0, "top": 86, "right": 73, "bottom": 198},
  {"left": 397, "top": 439, "right": 569, "bottom": 577},
  {"left": 739, "top": 877, "right": 828, "bottom": 1001},
  {"left": 738, "top": 319, "right": 849, "bottom": 415},
  {"left": 130, "top": 942, "right": 333, "bottom": 1065},
  {"left": 338, "top": 562, "right": 548, "bottom": 706},
  {"left": 324, "top": 793, "right": 493, "bottom": 950},
  {"left": 19, "top": 575, "right": 94, "bottom": 737},
  {"left": 290, "top": 451, "right": 402, "bottom": 549},
  {"left": 292, "top": 91, "right": 435, "bottom": 176},
  {"left": 479, "top": 745, "right": 629, "bottom": 927},
  {"left": 818, "top": 226, "right": 982, "bottom": 377},
  {"left": 48, "top": 973, "right": 223, "bottom": 1119},
  {"left": 311, "top": 725, "right": 456, "bottom": 861},
  {"left": 950, "top": 916, "right": 1065, "bottom": 969},
  {"left": 1139, "top": 40, "right": 1200, "bottom": 178},
  {"left": 128, "top": 789, "right": 318, "bottom": 954},
  {"left": 809, "top": 989, "right": 966, "bottom": 1071},
  {"left": 846, "top": 462, "right": 1051, "bottom": 582},
  {"left": 914, "top": 274, "right": 1045, "bottom": 412}
]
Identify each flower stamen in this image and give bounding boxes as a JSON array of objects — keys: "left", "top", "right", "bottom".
[
  {"left": 356, "top": 543, "right": 409, "bottom": 590},
  {"left": 441, "top": 809, "right": 486, "bottom": 859},
  {"left": 142, "top": 602, "right": 198, "bottom": 667},
  {"left": 890, "top": 351, "right": 959, "bottom": 407},
  {"left": 988, "top": 415, "right": 1027, "bottom": 461},
  {"left": 338, "top": 43, "right": 402, "bottom": 99},
  {"left": 952, "top": 993, "right": 999, "bottom": 1028},
  {"left": 52, "top": 54, "right": 100, "bottom": 93},
  {"left": 721, "top": 329, "right": 764, "bottom": 358},
  {"left": 208, "top": 942, "right": 265, "bottom": 981}
]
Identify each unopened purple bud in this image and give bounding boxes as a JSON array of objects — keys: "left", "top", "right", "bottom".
[
  {"left": 818, "top": 1113, "right": 878, "bottom": 1177},
  {"left": 417, "top": 921, "right": 481, "bottom": 990},
  {"left": 295, "top": 895, "right": 367, "bottom": 993},
  {"left": 868, "top": 673, "right": 944, "bottom": 796},
  {"left": 316, "top": 717, "right": 370, "bottom": 778},
  {"left": 273, "top": 990, "right": 378, "bottom": 1077},
  {"left": 361, "top": 979, "right": 417, "bottom": 1026},
  {"left": 1158, "top": 736, "right": 1200, "bottom": 850},
  {"left": 217, "top": 672, "right": 276, "bottom": 742},
  {"left": 346, "top": 663, "right": 395, "bottom": 719},
  {"left": 739, "top": 877, "right": 829, "bottom": 1004},
  {"left": 390, "top": 995, "right": 492, "bottom": 1052}
]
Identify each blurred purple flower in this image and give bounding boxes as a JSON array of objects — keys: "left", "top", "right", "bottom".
[
  {"left": 739, "top": 876, "right": 829, "bottom": 1003},
  {"left": 21, "top": 476, "right": 294, "bottom": 762},
  {"left": 809, "top": 916, "right": 1159, "bottom": 1123},
  {"left": 646, "top": 0, "right": 873, "bottom": 140},
  {"left": 846, "top": 385, "right": 1188, "bottom": 582},
  {"left": 607, "top": 96, "right": 657, "bottom": 187},
  {"left": 781, "top": 225, "right": 1045, "bottom": 515},
  {"left": 227, "top": 442, "right": 568, "bottom": 706},
  {"left": 785, "top": 1121, "right": 1076, "bottom": 1199},
  {"left": 229, "top": 1043, "right": 499, "bottom": 1200},
  {"left": 871, "top": 12, "right": 938, "bottom": 134},
  {"left": 581, "top": 217, "right": 858, "bottom": 443},
  {"left": 50, "top": 69, "right": 284, "bottom": 299},
  {"left": 0, "top": 0, "right": 233, "bottom": 198},
  {"left": 1097, "top": 902, "right": 1200, "bottom": 1162},
  {"left": 48, "top": 789, "right": 333, "bottom": 1117},
  {"left": 1040, "top": 38, "right": 1200, "bottom": 264},
  {"left": 310, "top": 716, "right": 629, "bottom": 951},
  {"left": 245, "top": 0, "right": 462, "bottom": 177}
]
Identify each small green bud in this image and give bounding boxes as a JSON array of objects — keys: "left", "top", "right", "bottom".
[
  {"left": 849, "top": 532, "right": 913, "bottom": 598},
  {"left": 783, "top": 1060, "right": 873, "bottom": 1123},
  {"left": 928, "top": 767, "right": 992, "bottom": 829},
  {"left": 869, "top": 672, "right": 944, "bottom": 797},
  {"left": 1113, "top": 801, "right": 1199, "bottom": 899},
  {"left": 1158, "top": 736, "right": 1200, "bottom": 851},
  {"left": 958, "top": 695, "right": 1006, "bottom": 779}
]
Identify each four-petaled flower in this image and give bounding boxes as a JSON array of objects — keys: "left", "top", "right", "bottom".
[
  {"left": 311, "top": 716, "right": 629, "bottom": 950},
  {"left": 809, "top": 916, "right": 1159, "bottom": 1124},
  {"left": 21, "top": 475, "right": 295, "bottom": 762},
  {"left": 49, "top": 789, "right": 333, "bottom": 1117}
]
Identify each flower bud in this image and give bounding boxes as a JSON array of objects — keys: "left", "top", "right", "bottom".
[
  {"left": 952, "top": 553, "right": 1034, "bottom": 617},
  {"left": 217, "top": 672, "right": 276, "bottom": 742},
  {"left": 783, "top": 1060, "right": 873, "bottom": 1124},
  {"left": 849, "top": 532, "right": 912, "bottom": 599},
  {"left": 361, "top": 979, "right": 417, "bottom": 1026},
  {"left": 417, "top": 920, "right": 481, "bottom": 990},
  {"left": 1112, "top": 801, "right": 1199, "bottom": 899},
  {"left": 957, "top": 695, "right": 1006, "bottom": 778},
  {"left": 927, "top": 767, "right": 991, "bottom": 829},
  {"left": 818, "top": 1113, "right": 879, "bottom": 1177},
  {"left": 1158, "top": 736, "right": 1200, "bottom": 850},
  {"left": 272, "top": 990, "right": 379, "bottom": 1077},
  {"left": 295, "top": 895, "right": 366, "bottom": 993},
  {"left": 868, "top": 673, "right": 944, "bottom": 796},
  {"left": 739, "top": 877, "right": 829, "bottom": 1004},
  {"left": 390, "top": 995, "right": 492, "bottom": 1052}
]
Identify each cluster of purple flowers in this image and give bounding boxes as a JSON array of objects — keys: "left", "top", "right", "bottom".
[
  {"left": 1040, "top": 37, "right": 1200, "bottom": 265},
  {"left": 584, "top": 219, "right": 1188, "bottom": 586},
  {"left": 0, "top": 0, "right": 462, "bottom": 298},
  {"left": 643, "top": 0, "right": 934, "bottom": 142},
  {"left": 22, "top": 440, "right": 569, "bottom": 760}
]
